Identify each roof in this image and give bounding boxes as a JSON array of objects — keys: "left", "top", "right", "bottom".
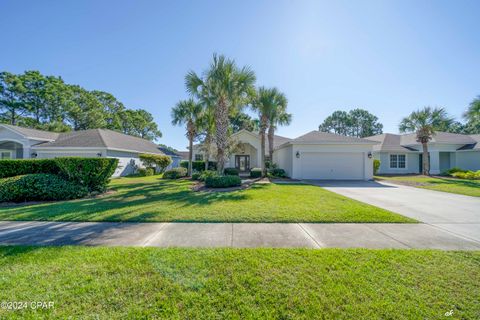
[
  {"left": 366, "top": 132, "right": 479, "bottom": 152},
  {"left": 177, "top": 151, "right": 189, "bottom": 159},
  {"left": 284, "top": 131, "right": 378, "bottom": 145},
  {"left": 0, "top": 124, "right": 60, "bottom": 141},
  {"left": 158, "top": 146, "right": 181, "bottom": 157},
  {"left": 33, "top": 129, "right": 164, "bottom": 155}
]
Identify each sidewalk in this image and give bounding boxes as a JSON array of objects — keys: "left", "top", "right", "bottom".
[{"left": 0, "top": 221, "right": 479, "bottom": 250}]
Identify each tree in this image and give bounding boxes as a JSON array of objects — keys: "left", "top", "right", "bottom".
[
  {"left": 66, "top": 85, "right": 106, "bottom": 130},
  {"left": 319, "top": 109, "right": 383, "bottom": 137},
  {"left": 121, "top": 109, "right": 162, "bottom": 141},
  {"left": 20, "top": 71, "right": 47, "bottom": 124},
  {"left": 268, "top": 102, "right": 291, "bottom": 162},
  {"left": 251, "top": 87, "right": 289, "bottom": 175},
  {"left": 463, "top": 96, "right": 480, "bottom": 134},
  {"left": 0, "top": 72, "right": 27, "bottom": 125},
  {"left": 199, "top": 105, "right": 216, "bottom": 171},
  {"left": 171, "top": 99, "right": 203, "bottom": 176},
  {"left": 91, "top": 91, "right": 126, "bottom": 131},
  {"left": 185, "top": 54, "right": 256, "bottom": 174},
  {"left": 399, "top": 107, "right": 454, "bottom": 175},
  {"left": 229, "top": 111, "right": 257, "bottom": 132}
]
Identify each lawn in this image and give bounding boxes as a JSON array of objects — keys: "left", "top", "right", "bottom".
[
  {"left": 0, "top": 176, "right": 413, "bottom": 223},
  {"left": 0, "top": 247, "right": 478, "bottom": 319},
  {"left": 375, "top": 175, "right": 480, "bottom": 197}
]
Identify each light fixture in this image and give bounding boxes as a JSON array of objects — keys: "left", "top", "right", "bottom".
[
  {"left": 367, "top": 152, "right": 372, "bottom": 159},
  {"left": 31, "top": 152, "right": 37, "bottom": 158},
  {"left": 97, "top": 152, "right": 102, "bottom": 157},
  {"left": 296, "top": 151, "right": 300, "bottom": 158}
]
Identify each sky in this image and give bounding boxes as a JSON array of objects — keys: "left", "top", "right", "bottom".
[{"left": 1, "top": 0, "right": 479, "bottom": 150}]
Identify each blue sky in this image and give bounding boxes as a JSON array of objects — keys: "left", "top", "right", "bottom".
[{"left": 1, "top": 0, "right": 479, "bottom": 150}]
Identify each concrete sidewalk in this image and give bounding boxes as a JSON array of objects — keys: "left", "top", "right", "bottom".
[{"left": 0, "top": 221, "right": 479, "bottom": 250}]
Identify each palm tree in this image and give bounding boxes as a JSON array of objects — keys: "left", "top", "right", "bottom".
[
  {"left": 251, "top": 87, "right": 280, "bottom": 176},
  {"left": 399, "top": 107, "right": 453, "bottom": 175},
  {"left": 267, "top": 92, "right": 291, "bottom": 163},
  {"left": 199, "top": 105, "right": 215, "bottom": 171},
  {"left": 171, "top": 99, "right": 203, "bottom": 176},
  {"left": 185, "top": 54, "right": 256, "bottom": 174}
]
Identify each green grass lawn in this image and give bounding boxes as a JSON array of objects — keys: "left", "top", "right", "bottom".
[
  {"left": 375, "top": 175, "right": 480, "bottom": 197},
  {"left": 0, "top": 176, "right": 413, "bottom": 223},
  {"left": 0, "top": 247, "right": 478, "bottom": 319}
]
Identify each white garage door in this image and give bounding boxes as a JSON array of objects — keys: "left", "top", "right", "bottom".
[{"left": 300, "top": 152, "right": 364, "bottom": 180}]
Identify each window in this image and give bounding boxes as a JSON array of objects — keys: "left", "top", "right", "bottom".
[
  {"left": 390, "top": 154, "right": 406, "bottom": 168},
  {"left": 195, "top": 154, "right": 203, "bottom": 161},
  {"left": 0, "top": 151, "right": 12, "bottom": 160}
]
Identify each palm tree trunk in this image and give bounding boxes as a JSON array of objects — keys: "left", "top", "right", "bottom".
[
  {"left": 204, "top": 134, "right": 211, "bottom": 171},
  {"left": 188, "top": 136, "right": 193, "bottom": 177},
  {"left": 267, "top": 125, "right": 274, "bottom": 165},
  {"left": 422, "top": 142, "right": 429, "bottom": 176},
  {"left": 215, "top": 97, "right": 229, "bottom": 175},
  {"left": 260, "top": 115, "right": 268, "bottom": 177}
]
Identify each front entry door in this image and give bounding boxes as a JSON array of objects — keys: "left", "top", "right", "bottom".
[{"left": 235, "top": 155, "right": 250, "bottom": 172}]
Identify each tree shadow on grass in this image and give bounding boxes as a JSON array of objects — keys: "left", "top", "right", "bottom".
[
  {"left": 0, "top": 179, "right": 259, "bottom": 222},
  {"left": 427, "top": 177, "right": 480, "bottom": 188}
]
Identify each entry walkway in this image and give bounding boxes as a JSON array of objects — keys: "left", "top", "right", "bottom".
[{"left": 0, "top": 221, "right": 479, "bottom": 250}]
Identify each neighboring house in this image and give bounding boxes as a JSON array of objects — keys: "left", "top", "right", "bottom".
[
  {"left": 192, "top": 129, "right": 377, "bottom": 180},
  {"left": 157, "top": 146, "right": 182, "bottom": 170},
  {"left": 177, "top": 151, "right": 189, "bottom": 160},
  {"left": 367, "top": 132, "right": 480, "bottom": 175},
  {"left": 0, "top": 124, "right": 178, "bottom": 177}
]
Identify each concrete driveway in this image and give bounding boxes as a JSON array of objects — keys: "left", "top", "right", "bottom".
[{"left": 307, "top": 180, "right": 480, "bottom": 242}]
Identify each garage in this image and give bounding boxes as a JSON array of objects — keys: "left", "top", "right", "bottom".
[{"left": 300, "top": 152, "right": 365, "bottom": 180}]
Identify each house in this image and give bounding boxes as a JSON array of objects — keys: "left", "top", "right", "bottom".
[
  {"left": 192, "top": 129, "right": 377, "bottom": 180},
  {"left": 366, "top": 132, "right": 480, "bottom": 174},
  {"left": 0, "top": 124, "right": 178, "bottom": 177}
]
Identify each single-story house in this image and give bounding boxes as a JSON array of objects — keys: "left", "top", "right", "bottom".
[
  {"left": 0, "top": 124, "right": 179, "bottom": 177},
  {"left": 366, "top": 132, "right": 480, "bottom": 174},
  {"left": 157, "top": 146, "right": 183, "bottom": 170},
  {"left": 192, "top": 129, "right": 376, "bottom": 180}
]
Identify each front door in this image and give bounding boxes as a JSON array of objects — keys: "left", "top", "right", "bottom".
[{"left": 235, "top": 155, "right": 250, "bottom": 172}]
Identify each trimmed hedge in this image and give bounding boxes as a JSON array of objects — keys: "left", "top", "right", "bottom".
[
  {"left": 250, "top": 168, "right": 262, "bottom": 178},
  {"left": 55, "top": 157, "right": 118, "bottom": 192},
  {"left": 0, "top": 174, "right": 88, "bottom": 203},
  {"left": 138, "top": 168, "right": 154, "bottom": 177},
  {"left": 163, "top": 167, "right": 188, "bottom": 179},
  {"left": 139, "top": 154, "right": 172, "bottom": 173},
  {"left": 199, "top": 170, "right": 218, "bottom": 181},
  {"left": 0, "top": 159, "right": 60, "bottom": 178},
  {"left": 451, "top": 170, "right": 480, "bottom": 180},
  {"left": 180, "top": 160, "right": 217, "bottom": 172},
  {"left": 224, "top": 167, "right": 239, "bottom": 176},
  {"left": 205, "top": 175, "right": 242, "bottom": 188}
]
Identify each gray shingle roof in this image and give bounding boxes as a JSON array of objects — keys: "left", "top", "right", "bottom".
[
  {"left": 366, "top": 132, "right": 479, "bottom": 152},
  {"left": 34, "top": 129, "right": 164, "bottom": 155},
  {"left": 457, "top": 135, "right": 480, "bottom": 151},
  {"left": 288, "top": 131, "right": 378, "bottom": 144},
  {"left": 1, "top": 124, "right": 60, "bottom": 141}
]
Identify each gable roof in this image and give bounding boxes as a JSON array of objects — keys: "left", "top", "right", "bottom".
[
  {"left": 33, "top": 129, "right": 164, "bottom": 155},
  {"left": 283, "top": 131, "right": 378, "bottom": 146},
  {"left": 366, "top": 132, "right": 479, "bottom": 152},
  {"left": 0, "top": 124, "right": 60, "bottom": 141}
]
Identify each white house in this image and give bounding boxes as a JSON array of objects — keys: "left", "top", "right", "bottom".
[
  {"left": 0, "top": 124, "right": 179, "bottom": 177},
  {"left": 192, "top": 129, "right": 377, "bottom": 180},
  {"left": 366, "top": 132, "right": 480, "bottom": 174}
]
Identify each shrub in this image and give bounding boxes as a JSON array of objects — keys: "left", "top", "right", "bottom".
[
  {"left": 180, "top": 160, "right": 217, "bottom": 172},
  {"left": 0, "top": 159, "right": 60, "bottom": 178},
  {"left": 250, "top": 168, "right": 262, "bottom": 178},
  {"left": 138, "top": 168, "right": 154, "bottom": 177},
  {"left": 199, "top": 170, "right": 218, "bottom": 181},
  {"left": 54, "top": 157, "right": 118, "bottom": 192},
  {"left": 205, "top": 175, "right": 242, "bottom": 188},
  {"left": 452, "top": 170, "right": 480, "bottom": 180},
  {"left": 163, "top": 167, "right": 188, "bottom": 179},
  {"left": 0, "top": 174, "right": 88, "bottom": 203},
  {"left": 139, "top": 154, "right": 172, "bottom": 173},
  {"left": 224, "top": 167, "right": 239, "bottom": 176},
  {"left": 191, "top": 172, "right": 201, "bottom": 180},
  {"left": 373, "top": 159, "right": 381, "bottom": 175},
  {"left": 443, "top": 167, "right": 467, "bottom": 176},
  {"left": 270, "top": 168, "right": 287, "bottom": 178}
]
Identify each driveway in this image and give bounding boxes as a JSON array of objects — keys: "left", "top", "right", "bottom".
[{"left": 307, "top": 180, "right": 480, "bottom": 242}]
